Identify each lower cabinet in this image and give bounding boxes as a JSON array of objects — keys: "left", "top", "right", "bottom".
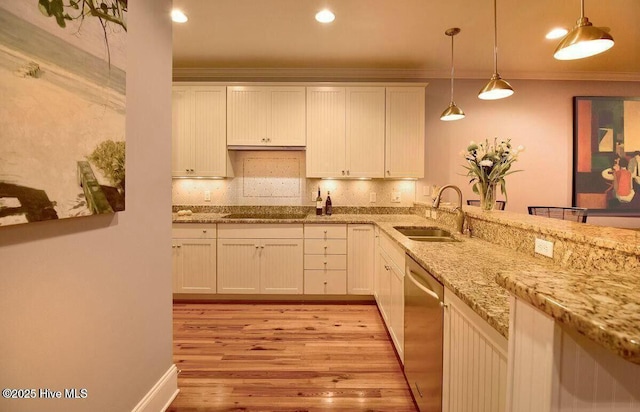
[
  {"left": 443, "top": 288, "right": 508, "bottom": 412},
  {"left": 375, "top": 230, "right": 405, "bottom": 363},
  {"left": 172, "top": 224, "right": 217, "bottom": 294},
  {"left": 347, "top": 224, "right": 375, "bottom": 294},
  {"left": 217, "top": 224, "right": 304, "bottom": 294}
]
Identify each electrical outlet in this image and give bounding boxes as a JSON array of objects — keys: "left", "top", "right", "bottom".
[
  {"left": 423, "top": 185, "right": 430, "bottom": 196},
  {"left": 370, "top": 192, "right": 377, "bottom": 203},
  {"left": 391, "top": 191, "right": 401, "bottom": 203},
  {"left": 534, "top": 238, "right": 554, "bottom": 258},
  {"left": 204, "top": 190, "right": 211, "bottom": 202}
]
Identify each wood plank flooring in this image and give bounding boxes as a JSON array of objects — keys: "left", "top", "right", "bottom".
[{"left": 168, "top": 302, "right": 417, "bottom": 412}]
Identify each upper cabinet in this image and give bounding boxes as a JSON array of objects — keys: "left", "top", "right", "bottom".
[
  {"left": 307, "top": 87, "right": 386, "bottom": 178},
  {"left": 227, "top": 86, "right": 306, "bottom": 147},
  {"left": 172, "top": 85, "right": 230, "bottom": 177},
  {"left": 385, "top": 87, "right": 425, "bottom": 178}
]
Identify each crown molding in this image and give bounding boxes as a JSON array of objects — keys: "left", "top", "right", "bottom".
[{"left": 173, "top": 67, "right": 640, "bottom": 82}]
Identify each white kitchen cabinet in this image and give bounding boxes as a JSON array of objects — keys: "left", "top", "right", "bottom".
[
  {"left": 347, "top": 224, "right": 375, "bottom": 294},
  {"left": 443, "top": 288, "right": 508, "bottom": 412},
  {"left": 375, "top": 230, "right": 405, "bottom": 362},
  {"left": 172, "top": 85, "right": 230, "bottom": 177},
  {"left": 172, "top": 224, "right": 217, "bottom": 294},
  {"left": 303, "top": 224, "right": 347, "bottom": 295},
  {"left": 217, "top": 224, "right": 304, "bottom": 294},
  {"left": 227, "top": 86, "right": 306, "bottom": 146},
  {"left": 306, "top": 87, "right": 385, "bottom": 178},
  {"left": 385, "top": 87, "right": 425, "bottom": 178}
]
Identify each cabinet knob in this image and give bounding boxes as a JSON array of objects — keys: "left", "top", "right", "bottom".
[
  {"left": 323, "top": 261, "right": 327, "bottom": 265},
  {"left": 255, "top": 245, "right": 260, "bottom": 248},
  {"left": 324, "top": 281, "right": 328, "bottom": 285},
  {"left": 324, "top": 230, "right": 327, "bottom": 234},
  {"left": 176, "top": 245, "right": 181, "bottom": 248},
  {"left": 386, "top": 170, "right": 390, "bottom": 175},
  {"left": 260, "top": 245, "right": 265, "bottom": 249},
  {"left": 342, "top": 170, "right": 345, "bottom": 175},
  {"left": 202, "top": 230, "right": 207, "bottom": 233},
  {"left": 324, "top": 245, "right": 328, "bottom": 249}
]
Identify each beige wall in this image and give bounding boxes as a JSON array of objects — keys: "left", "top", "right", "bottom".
[
  {"left": 0, "top": 0, "right": 173, "bottom": 411},
  {"left": 421, "top": 78, "right": 640, "bottom": 228}
]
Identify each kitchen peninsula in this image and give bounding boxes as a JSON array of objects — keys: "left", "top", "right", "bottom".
[{"left": 173, "top": 203, "right": 640, "bottom": 411}]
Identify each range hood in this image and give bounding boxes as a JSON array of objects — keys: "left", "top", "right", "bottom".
[{"left": 227, "top": 145, "right": 306, "bottom": 151}]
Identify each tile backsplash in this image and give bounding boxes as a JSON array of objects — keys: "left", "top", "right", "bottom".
[{"left": 172, "top": 151, "right": 416, "bottom": 207}]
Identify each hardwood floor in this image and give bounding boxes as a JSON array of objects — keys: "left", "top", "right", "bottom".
[{"left": 168, "top": 302, "right": 417, "bottom": 412}]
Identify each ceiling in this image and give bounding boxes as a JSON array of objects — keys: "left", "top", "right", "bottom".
[{"left": 172, "top": 0, "right": 640, "bottom": 81}]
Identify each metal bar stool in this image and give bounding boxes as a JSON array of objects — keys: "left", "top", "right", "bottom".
[{"left": 527, "top": 206, "right": 588, "bottom": 223}]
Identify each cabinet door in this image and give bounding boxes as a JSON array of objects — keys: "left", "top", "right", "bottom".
[
  {"left": 347, "top": 224, "right": 375, "bottom": 295},
  {"left": 443, "top": 289, "right": 508, "bottom": 412},
  {"left": 172, "top": 87, "right": 194, "bottom": 176},
  {"left": 306, "top": 87, "right": 346, "bottom": 178},
  {"left": 217, "top": 238, "right": 261, "bottom": 294},
  {"left": 345, "top": 88, "right": 385, "bottom": 178},
  {"left": 260, "top": 239, "right": 303, "bottom": 294},
  {"left": 227, "top": 86, "right": 268, "bottom": 145},
  {"left": 376, "top": 250, "right": 392, "bottom": 323},
  {"left": 172, "top": 239, "right": 216, "bottom": 294},
  {"left": 268, "top": 87, "right": 306, "bottom": 146},
  {"left": 193, "top": 86, "right": 228, "bottom": 177},
  {"left": 385, "top": 87, "right": 425, "bottom": 178},
  {"left": 389, "top": 262, "right": 405, "bottom": 362}
]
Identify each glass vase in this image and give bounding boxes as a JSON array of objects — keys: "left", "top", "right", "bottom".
[{"left": 479, "top": 182, "right": 497, "bottom": 211}]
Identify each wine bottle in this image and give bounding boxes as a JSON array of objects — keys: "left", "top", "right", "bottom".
[
  {"left": 316, "top": 187, "right": 323, "bottom": 215},
  {"left": 325, "top": 191, "right": 332, "bottom": 216}
]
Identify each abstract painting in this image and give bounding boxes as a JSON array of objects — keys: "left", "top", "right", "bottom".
[
  {"left": 573, "top": 96, "right": 640, "bottom": 216},
  {"left": 0, "top": 0, "right": 126, "bottom": 226}
]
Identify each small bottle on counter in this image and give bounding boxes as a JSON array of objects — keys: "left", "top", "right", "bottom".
[
  {"left": 325, "top": 191, "right": 332, "bottom": 216},
  {"left": 316, "top": 187, "right": 323, "bottom": 215}
]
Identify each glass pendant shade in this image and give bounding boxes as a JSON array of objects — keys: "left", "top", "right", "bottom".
[
  {"left": 440, "top": 102, "right": 465, "bottom": 121},
  {"left": 554, "top": 17, "right": 614, "bottom": 60},
  {"left": 441, "top": 27, "right": 464, "bottom": 121},
  {"left": 478, "top": 73, "right": 514, "bottom": 100}
]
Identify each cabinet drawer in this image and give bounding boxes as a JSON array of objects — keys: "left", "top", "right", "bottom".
[
  {"left": 218, "top": 223, "right": 303, "bottom": 239},
  {"left": 304, "top": 255, "right": 347, "bottom": 270},
  {"left": 172, "top": 224, "right": 216, "bottom": 239},
  {"left": 304, "top": 239, "right": 347, "bottom": 255},
  {"left": 304, "top": 270, "right": 347, "bottom": 294},
  {"left": 379, "top": 231, "right": 405, "bottom": 271},
  {"left": 304, "top": 224, "right": 347, "bottom": 239}
]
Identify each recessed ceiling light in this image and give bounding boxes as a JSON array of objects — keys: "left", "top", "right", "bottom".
[
  {"left": 315, "top": 9, "right": 335, "bottom": 24},
  {"left": 546, "top": 28, "right": 568, "bottom": 39},
  {"left": 171, "top": 9, "right": 188, "bottom": 23}
]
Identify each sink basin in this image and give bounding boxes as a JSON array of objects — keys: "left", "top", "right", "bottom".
[
  {"left": 393, "top": 226, "right": 458, "bottom": 242},
  {"left": 223, "top": 213, "right": 308, "bottom": 219}
]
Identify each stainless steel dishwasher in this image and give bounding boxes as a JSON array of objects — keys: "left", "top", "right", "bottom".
[{"left": 404, "top": 254, "right": 444, "bottom": 412}]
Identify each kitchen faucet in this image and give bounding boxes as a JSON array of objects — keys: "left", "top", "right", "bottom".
[{"left": 432, "top": 184, "right": 465, "bottom": 234}]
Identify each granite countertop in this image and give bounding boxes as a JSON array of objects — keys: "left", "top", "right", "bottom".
[{"left": 172, "top": 211, "right": 640, "bottom": 364}]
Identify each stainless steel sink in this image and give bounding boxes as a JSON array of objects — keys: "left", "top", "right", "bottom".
[{"left": 393, "top": 226, "right": 458, "bottom": 242}]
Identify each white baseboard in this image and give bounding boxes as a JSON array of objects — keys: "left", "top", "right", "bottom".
[{"left": 132, "top": 364, "right": 179, "bottom": 412}]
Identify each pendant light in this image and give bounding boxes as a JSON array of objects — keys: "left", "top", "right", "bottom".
[
  {"left": 554, "top": 0, "right": 614, "bottom": 60},
  {"left": 441, "top": 28, "right": 465, "bottom": 121},
  {"left": 478, "top": 0, "right": 514, "bottom": 100}
]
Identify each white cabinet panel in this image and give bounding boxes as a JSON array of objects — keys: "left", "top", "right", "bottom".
[
  {"left": 388, "top": 261, "right": 404, "bottom": 362},
  {"left": 306, "top": 87, "right": 346, "bottom": 177},
  {"left": 304, "top": 239, "right": 347, "bottom": 255},
  {"left": 216, "top": 239, "right": 261, "bottom": 294},
  {"left": 260, "top": 239, "right": 304, "bottom": 294},
  {"left": 346, "top": 88, "right": 385, "bottom": 178},
  {"left": 347, "top": 224, "right": 375, "bottom": 295},
  {"left": 172, "top": 85, "right": 228, "bottom": 177},
  {"left": 227, "top": 86, "right": 305, "bottom": 146},
  {"left": 304, "top": 224, "right": 347, "bottom": 239},
  {"left": 304, "top": 270, "right": 347, "bottom": 295},
  {"left": 385, "top": 87, "right": 425, "bottom": 179},
  {"left": 444, "top": 288, "right": 508, "bottom": 412},
  {"left": 172, "top": 239, "right": 216, "bottom": 294}
]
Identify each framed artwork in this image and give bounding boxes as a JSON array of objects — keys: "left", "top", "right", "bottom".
[
  {"left": 0, "top": 1, "right": 127, "bottom": 227},
  {"left": 573, "top": 96, "right": 640, "bottom": 216}
]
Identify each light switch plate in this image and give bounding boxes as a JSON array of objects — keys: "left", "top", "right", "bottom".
[
  {"left": 534, "top": 238, "right": 554, "bottom": 258},
  {"left": 391, "top": 191, "right": 401, "bottom": 203},
  {"left": 204, "top": 190, "right": 211, "bottom": 202},
  {"left": 370, "top": 192, "right": 377, "bottom": 203}
]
